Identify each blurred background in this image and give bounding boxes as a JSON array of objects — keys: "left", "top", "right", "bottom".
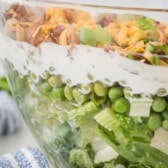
[
  {"left": 0, "top": 64, "right": 37, "bottom": 155},
  {"left": 0, "top": 120, "right": 37, "bottom": 155}
]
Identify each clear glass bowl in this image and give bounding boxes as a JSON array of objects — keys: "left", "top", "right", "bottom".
[{"left": 1, "top": 0, "right": 168, "bottom": 167}]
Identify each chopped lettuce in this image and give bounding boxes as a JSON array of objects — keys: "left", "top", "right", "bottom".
[
  {"left": 44, "top": 122, "right": 75, "bottom": 159},
  {"left": 94, "top": 107, "right": 151, "bottom": 144},
  {"left": 151, "top": 127, "right": 168, "bottom": 155},
  {"left": 68, "top": 101, "right": 98, "bottom": 126},
  {"left": 88, "top": 122, "right": 168, "bottom": 168},
  {"left": 91, "top": 137, "right": 118, "bottom": 164},
  {"left": 69, "top": 148, "right": 94, "bottom": 168}
]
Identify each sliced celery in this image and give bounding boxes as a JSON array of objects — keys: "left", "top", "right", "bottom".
[
  {"left": 94, "top": 26, "right": 112, "bottom": 46},
  {"left": 80, "top": 27, "right": 96, "bottom": 46},
  {"left": 94, "top": 107, "right": 117, "bottom": 131},
  {"left": 80, "top": 26, "right": 112, "bottom": 47},
  {"left": 129, "top": 98, "right": 152, "bottom": 117}
]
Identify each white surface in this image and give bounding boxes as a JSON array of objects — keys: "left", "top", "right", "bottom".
[
  {"left": 0, "top": 120, "right": 38, "bottom": 155},
  {"left": 48, "top": 0, "right": 168, "bottom": 9}
]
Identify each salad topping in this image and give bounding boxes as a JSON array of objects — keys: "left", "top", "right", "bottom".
[{"left": 4, "top": 4, "right": 168, "bottom": 65}]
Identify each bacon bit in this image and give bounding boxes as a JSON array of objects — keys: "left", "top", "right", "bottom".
[
  {"left": 59, "top": 29, "right": 67, "bottom": 45},
  {"left": 24, "top": 25, "right": 36, "bottom": 43},
  {"left": 98, "top": 14, "right": 116, "bottom": 27},
  {"left": 31, "top": 26, "right": 46, "bottom": 46},
  {"left": 4, "top": 18, "right": 17, "bottom": 33},
  {"left": 104, "top": 45, "right": 111, "bottom": 52},
  {"left": 67, "top": 45, "right": 76, "bottom": 59},
  {"left": 59, "top": 26, "right": 79, "bottom": 45},
  {"left": 16, "top": 24, "right": 25, "bottom": 41},
  {"left": 64, "top": 9, "right": 75, "bottom": 23},
  {"left": 155, "top": 21, "right": 168, "bottom": 44},
  {"left": 50, "top": 25, "right": 65, "bottom": 43},
  {"left": 7, "top": 4, "right": 30, "bottom": 22},
  {"left": 66, "top": 27, "right": 80, "bottom": 45}
]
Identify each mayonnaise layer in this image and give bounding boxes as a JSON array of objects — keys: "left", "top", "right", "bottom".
[{"left": 1, "top": 34, "right": 168, "bottom": 95}]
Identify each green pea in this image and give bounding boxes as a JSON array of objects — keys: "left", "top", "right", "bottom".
[
  {"left": 147, "top": 114, "right": 162, "bottom": 131},
  {"left": 79, "top": 84, "right": 93, "bottom": 95},
  {"left": 72, "top": 88, "right": 88, "bottom": 104},
  {"left": 48, "top": 76, "right": 63, "bottom": 88},
  {"left": 64, "top": 86, "right": 73, "bottom": 100},
  {"left": 52, "top": 87, "right": 65, "bottom": 100},
  {"left": 162, "top": 109, "right": 168, "bottom": 120},
  {"left": 108, "top": 87, "right": 123, "bottom": 102},
  {"left": 113, "top": 97, "right": 130, "bottom": 113},
  {"left": 91, "top": 93, "right": 107, "bottom": 106},
  {"left": 94, "top": 82, "right": 107, "bottom": 97},
  {"left": 152, "top": 97, "right": 167, "bottom": 112},
  {"left": 39, "top": 82, "right": 52, "bottom": 94},
  {"left": 162, "top": 120, "right": 168, "bottom": 130},
  {"left": 41, "top": 71, "right": 50, "bottom": 80}
]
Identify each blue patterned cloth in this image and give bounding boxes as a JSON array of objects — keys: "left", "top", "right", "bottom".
[
  {"left": 0, "top": 147, "right": 50, "bottom": 168},
  {"left": 0, "top": 91, "right": 21, "bottom": 136}
]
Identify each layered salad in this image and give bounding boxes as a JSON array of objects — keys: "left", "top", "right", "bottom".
[{"left": 1, "top": 3, "right": 168, "bottom": 168}]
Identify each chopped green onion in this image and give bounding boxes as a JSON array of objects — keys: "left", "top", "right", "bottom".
[
  {"left": 127, "top": 54, "right": 135, "bottom": 60},
  {"left": 153, "top": 45, "right": 168, "bottom": 55},
  {"left": 153, "top": 55, "right": 159, "bottom": 65},
  {"left": 136, "top": 17, "right": 155, "bottom": 31},
  {"left": 145, "top": 43, "right": 155, "bottom": 52}
]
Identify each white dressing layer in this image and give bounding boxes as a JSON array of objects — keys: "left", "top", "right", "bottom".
[{"left": 1, "top": 34, "right": 168, "bottom": 95}]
